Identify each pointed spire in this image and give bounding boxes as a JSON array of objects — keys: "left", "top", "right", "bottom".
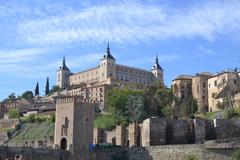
[
  {"left": 61, "top": 55, "right": 69, "bottom": 71},
  {"left": 153, "top": 54, "right": 163, "bottom": 70},
  {"left": 104, "top": 42, "right": 115, "bottom": 60},
  {"left": 63, "top": 55, "right": 66, "bottom": 67}
]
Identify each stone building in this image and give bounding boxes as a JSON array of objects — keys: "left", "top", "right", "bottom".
[
  {"left": 192, "top": 73, "right": 214, "bottom": 112},
  {"left": 172, "top": 73, "right": 214, "bottom": 112},
  {"left": 56, "top": 43, "right": 164, "bottom": 109},
  {"left": 54, "top": 96, "right": 94, "bottom": 160},
  {"left": 172, "top": 75, "right": 193, "bottom": 99},
  {"left": 208, "top": 71, "right": 240, "bottom": 111}
]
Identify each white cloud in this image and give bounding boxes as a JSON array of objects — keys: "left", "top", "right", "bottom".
[
  {"left": 198, "top": 45, "right": 215, "bottom": 56},
  {"left": 0, "top": 48, "right": 49, "bottom": 64},
  {"left": 16, "top": 0, "right": 240, "bottom": 46}
]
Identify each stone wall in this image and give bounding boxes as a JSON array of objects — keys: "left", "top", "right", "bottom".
[
  {"left": 0, "top": 146, "right": 71, "bottom": 160},
  {"left": 167, "top": 119, "right": 193, "bottom": 144},
  {"left": 141, "top": 118, "right": 167, "bottom": 147},
  {"left": 106, "top": 129, "right": 116, "bottom": 144},
  {"left": 94, "top": 144, "right": 239, "bottom": 160},
  {"left": 214, "top": 119, "right": 240, "bottom": 140},
  {"left": 116, "top": 125, "right": 126, "bottom": 146},
  {"left": 128, "top": 123, "right": 140, "bottom": 147}
]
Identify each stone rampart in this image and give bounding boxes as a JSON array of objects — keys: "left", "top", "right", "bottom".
[
  {"left": 94, "top": 143, "right": 240, "bottom": 160},
  {"left": 0, "top": 146, "right": 71, "bottom": 160},
  {"left": 214, "top": 119, "right": 240, "bottom": 140}
]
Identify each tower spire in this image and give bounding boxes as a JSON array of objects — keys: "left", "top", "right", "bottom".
[
  {"left": 61, "top": 55, "right": 69, "bottom": 71},
  {"left": 63, "top": 55, "right": 66, "bottom": 67},
  {"left": 104, "top": 42, "right": 115, "bottom": 60},
  {"left": 153, "top": 54, "right": 163, "bottom": 70}
]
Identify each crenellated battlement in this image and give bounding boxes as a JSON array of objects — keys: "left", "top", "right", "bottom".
[{"left": 56, "top": 96, "right": 95, "bottom": 104}]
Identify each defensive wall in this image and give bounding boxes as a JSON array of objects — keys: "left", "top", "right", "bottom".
[
  {"left": 0, "top": 146, "right": 71, "bottom": 160},
  {"left": 94, "top": 143, "right": 240, "bottom": 160}
]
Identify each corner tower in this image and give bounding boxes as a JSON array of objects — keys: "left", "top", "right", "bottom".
[
  {"left": 99, "top": 43, "right": 116, "bottom": 82},
  {"left": 54, "top": 96, "right": 94, "bottom": 160},
  {"left": 151, "top": 55, "right": 164, "bottom": 82},
  {"left": 56, "top": 56, "right": 71, "bottom": 89}
]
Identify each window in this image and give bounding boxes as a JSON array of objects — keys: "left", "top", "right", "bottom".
[
  {"left": 197, "top": 85, "right": 199, "bottom": 93},
  {"left": 202, "top": 96, "right": 205, "bottom": 100},
  {"left": 214, "top": 80, "right": 217, "bottom": 86},
  {"left": 203, "top": 82, "right": 206, "bottom": 88},
  {"left": 223, "top": 78, "right": 226, "bottom": 84},
  {"left": 209, "top": 84, "right": 211, "bottom": 88}
]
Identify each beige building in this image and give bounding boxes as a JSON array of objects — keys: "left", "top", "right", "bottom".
[
  {"left": 56, "top": 43, "right": 164, "bottom": 109},
  {"left": 54, "top": 96, "right": 94, "bottom": 160},
  {"left": 192, "top": 73, "right": 214, "bottom": 112},
  {"left": 172, "top": 75, "right": 193, "bottom": 99},
  {"left": 172, "top": 73, "right": 214, "bottom": 112},
  {"left": 208, "top": 71, "right": 239, "bottom": 112}
]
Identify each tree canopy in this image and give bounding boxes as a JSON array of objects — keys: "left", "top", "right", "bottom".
[
  {"left": 94, "top": 81, "right": 197, "bottom": 129},
  {"left": 21, "top": 91, "right": 34, "bottom": 100}
]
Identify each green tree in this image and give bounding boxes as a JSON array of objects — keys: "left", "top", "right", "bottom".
[
  {"left": 35, "top": 82, "right": 39, "bottom": 96},
  {"left": 144, "top": 80, "right": 175, "bottom": 117},
  {"left": 27, "top": 114, "right": 36, "bottom": 123},
  {"left": 49, "top": 85, "right": 61, "bottom": 95},
  {"left": 21, "top": 91, "right": 34, "bottom": 100},
  {"left": 176, "top": 95, "right": 198, "bottom": 118},
  {"left": 94, "top": 114, "right": 118, "bottom": 131},
  {"left": 45, "top": 77, "right": 50, "bottom": 95},
  {"left": 8, "top": 108, "right": 20, "bottom": 119},
  {"left": 125, "top": 94, "right": 148, "bottom": 123}
]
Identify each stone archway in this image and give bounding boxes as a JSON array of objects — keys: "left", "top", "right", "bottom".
[{"left": 60, "top": 138, "right": 67, "bottom": 150}]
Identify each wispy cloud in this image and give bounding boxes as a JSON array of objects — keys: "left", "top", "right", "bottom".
[
  {"left": 0, "top": 48, "right": 49, "bottom": 64},
  {"left": 121, "top": 54, "right": 180, "bottom": 67},
  {"left": 17, "top": 0, "right": 240, "bottom": 46},
  {"left": 198, "top": 45, "right": 215, "bottom": 56}
]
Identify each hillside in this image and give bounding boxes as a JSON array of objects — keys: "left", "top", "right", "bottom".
[{"left": 10, "top": 121, "right": 54, "bottom": 144}]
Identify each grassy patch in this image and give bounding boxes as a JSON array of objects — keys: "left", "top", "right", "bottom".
[{"left": 11, "top": 121, "right": 54, "bottom": 144}]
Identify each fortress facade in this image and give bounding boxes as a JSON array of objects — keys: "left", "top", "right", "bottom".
[{"left": 56, "top": 43, "right": 164, "bottom": 109}]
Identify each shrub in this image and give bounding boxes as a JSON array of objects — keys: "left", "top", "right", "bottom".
[
  {"left": 26, "top": 114, "right": 36, "bottom": 123},
  {"left": 224, "top": 109, "right": 240, "bottom": 119},
  {"left": 231, "top": 149, "right": 240, "bottom": 160},
  {"left": 184, "top": 154, "right": 198, "bottom": 160},
  {"left": 8, "top": 108, "right": 20, "bottom": 119}
]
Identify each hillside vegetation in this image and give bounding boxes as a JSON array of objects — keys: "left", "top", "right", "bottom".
[{"left": 10, "top": 121, "right": 54, "bottom": 144}]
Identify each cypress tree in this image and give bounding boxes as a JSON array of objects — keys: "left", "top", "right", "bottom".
[
  {"left": 35, "top": 82, "right": 39, "bottom": 96},
  {"left": 45, "top": 77, "right": 50, "bottom": 95}
]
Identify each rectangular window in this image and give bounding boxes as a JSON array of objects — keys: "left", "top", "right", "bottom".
[
  {"left": 203, "top": 82, "right": 206, "bottom": 88},
  {"left": 214, "top": 80, "right": 217, "bottom": 86},
  {"left": 197, "top": 85, "right": 199, "bottom": 93}
]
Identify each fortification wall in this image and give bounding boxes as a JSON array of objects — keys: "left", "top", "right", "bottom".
[
  {"left": 94, "top": 144, "right": 238, "bottom": 160},
  {"left": 0, "top": 146, "right": 71, "bottom": 160}
]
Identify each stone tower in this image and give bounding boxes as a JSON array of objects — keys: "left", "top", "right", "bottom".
[
  {"left": 99, "top": 43, "right": 116, "bottom": 82},
  {"left": 56, "top": 56, "right": 71, "bottom": 89},
  {"left": 151, "top": 55, "right": 164, "bottom": 82},
  {"left": 54, "top": 96, "right": 94, "bottom": 160}
]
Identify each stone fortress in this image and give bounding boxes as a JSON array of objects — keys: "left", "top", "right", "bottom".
[
  {"left": 173, "top": 71, "right": 240, "bottom": 112},
  {"left": 56, "top": 43, "right": 163, "bottom": 109}
]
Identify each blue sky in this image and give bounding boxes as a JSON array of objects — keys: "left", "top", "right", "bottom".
[{"left": 0, "top": 0, "right": 240, "bottom": 100}]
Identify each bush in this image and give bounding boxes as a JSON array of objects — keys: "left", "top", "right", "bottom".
[
  {"left": 8, "top": 108, "right": 20, "bottom": 119},
  {"left": 184, "top": 154, "right": 198, "bottom": 160},
  {"left": 51, "top": 113, "right": 55, "bottom": 123},
  {"left": 26, "top": 114, "right": 36, "bottom": 123},
  {"left": 224, "top": 109, "right": 240, "bottom": 119},
  {"left": 231, "top": 149, "right": 240, "bottom": 160},
  {"left": 94, "top": 114, "right": 118, "bottom": 131}
]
